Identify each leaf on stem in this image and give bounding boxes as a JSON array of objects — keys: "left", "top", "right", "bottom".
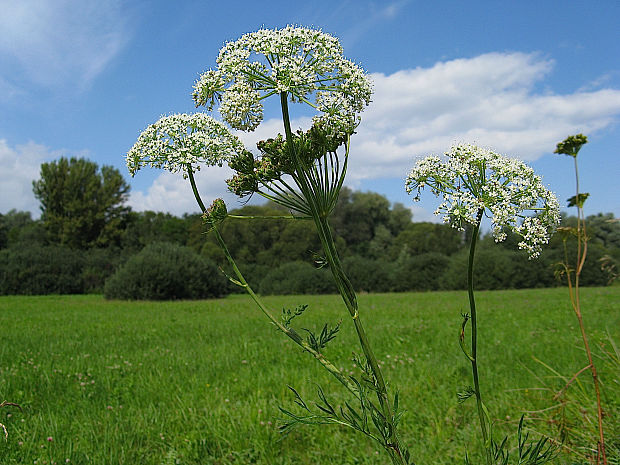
[
  {"left": 303, "top": 321, "right": 341, "bottom": 352},
  {"left": 457, "top": 386, "right": 476, "bottom": 404},
  {"left": 567, "top": 193, "right": 590, "bottom": 208},
  {"left": 459, "top": 313, "right": 475, "bottom": 362},
  {"left": 281, "top": 304, "right": 309, "bottom": 328}
]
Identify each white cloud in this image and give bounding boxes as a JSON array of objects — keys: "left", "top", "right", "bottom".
[
  {"left": 0, "top": 0, "right": 129, "bottom": 90},
  {"left": 0, "top": 139, "right": 59, "bottom": 215},
  {"left": 127, "top": 166, "right": 265, "bottom": 216},
  {"left": 346, "top": 52, "right": 620, "bottom": 182},
  {"left": 122, "top": 52, "right": 620, "bottom": 216}
]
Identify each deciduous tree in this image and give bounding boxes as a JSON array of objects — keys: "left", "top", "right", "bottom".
[{"left": 33, "top": 157, "right": 130, "bottom": 249}]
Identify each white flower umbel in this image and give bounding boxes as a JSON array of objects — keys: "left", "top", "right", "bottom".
[
  {"left": 126, "top": 113, "right": 247, "bottom": 177},
  {"left": 192, "top": 26, "right": 372, "bottom": 136},
  {"left": 406, "top": 143, "right": 560, "bottom": 258}
]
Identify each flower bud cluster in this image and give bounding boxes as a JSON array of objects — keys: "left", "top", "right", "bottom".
[
  {"left": 554, "top": 133, "right": 588, "bottom": 158},
  {"left": 406, "top": 144, "right": 561, "bottom": 258},
  {"left": 192, "top": 26, "right": 372, "bottom": 137},
  {"left": 202, "top": 198, "right": 228, "bottom": 226},
  {"left": 227, "top": 124, "right": 348, "bottom": 197},
  {"left": 126, "top": 113, "right": 247, "bottom": 177}
]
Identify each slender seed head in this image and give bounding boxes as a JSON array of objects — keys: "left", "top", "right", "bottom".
[{"left": 554, "top": 133, "right": 588, "bottom": 158}]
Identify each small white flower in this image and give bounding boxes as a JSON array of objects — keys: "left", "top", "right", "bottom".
[
  {"left": 406, "top": 144, "right": 560, "bottom": 258},
  {"left": 193, "top": 26, "right": 372, "bottom": 136},
  {"left": 126, "top": 113, "right": 247, "bottom": 177}
]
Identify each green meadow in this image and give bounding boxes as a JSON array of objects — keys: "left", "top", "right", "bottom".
[{"left": 0, "top": 288, "right": 618, "bottom": 464}]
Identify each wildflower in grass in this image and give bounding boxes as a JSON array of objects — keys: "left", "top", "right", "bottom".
[
  {"left": 407, "top": 143, "right": 560, "bottom": 465},
  {"left": 196, "top": 26, "right": 410, "bottom": 464},
  {"left": 193, "top": 25, "right": 372, "bottom": 137},
  {"left": 406, "top": 143, "right": 560, "bottom": 258},
  {"left": 126, "top": 113, "right": 248, "bottom": 177},
  {"left": 129, "top": 26, "right": 411, "bottom": 465}
]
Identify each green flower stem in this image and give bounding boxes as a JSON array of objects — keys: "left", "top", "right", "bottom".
[
  {"left": 467, "top": 208, "right": 492, "bottom": 465},
  {"left": 570, "top": 155, "right": 606, "bottom": 465},
  {"left": 186, "top": 168, "right": 358, "bottom": 396},
  {"left": 279, "top": 93, "right": 405, "bottom": 465}
]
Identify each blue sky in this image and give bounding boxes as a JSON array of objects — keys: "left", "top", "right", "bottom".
[{"left": 1, "top": 0, "right": 619, "bottom": 221}]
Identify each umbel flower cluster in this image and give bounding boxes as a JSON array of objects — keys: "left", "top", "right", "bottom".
[
  {"left": 406, "top": 144, "right": 561, "bottom": 258},
  {"left": 126, "top": 113, "right": 248, "bottom": 177},
  {"left": 192, "top": 26, "right": 373, "bottom": 136}
]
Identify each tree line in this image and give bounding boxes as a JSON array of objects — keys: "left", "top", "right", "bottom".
[{"left": 0, "top": 157, "right": 618, "bottom": 297}]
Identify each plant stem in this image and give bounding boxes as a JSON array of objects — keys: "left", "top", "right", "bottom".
[
  {"left": 569, "top": 156, "right": 606, "bottom": 465},
  {"left": 186, "top": 168, "right": 358, "bottom": 396},
  {"left": 467, "top": 208, "right": 491, "bottom": 465},
  {"left": 278, "top": 92, "right": 406, "bottom": 465}
]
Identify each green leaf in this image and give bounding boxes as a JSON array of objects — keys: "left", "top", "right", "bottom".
[
  {"left": 566, "top": 192, "right": 589, "bottom": 208},
  {"left": 281, "top": 304, "right": 308, "bottom": 328},
  {"left": 457, "top": 386, "right": 475, "bottom": 404},
  {"left": 286, "top": 385, "right": 309, "bottom": 412}
]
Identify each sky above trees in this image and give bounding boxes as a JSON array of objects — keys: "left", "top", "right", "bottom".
[{"left": 1, "top": 0, "right": 619, "bottom": 221}]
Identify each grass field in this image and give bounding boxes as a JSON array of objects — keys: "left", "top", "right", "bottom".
[{"left": 0, "top": 288, "right": 618, "bottom": 464}]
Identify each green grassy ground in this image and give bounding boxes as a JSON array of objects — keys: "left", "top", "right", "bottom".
[{"left": 0, "top": 288, "right": 618, "bottom": 464}]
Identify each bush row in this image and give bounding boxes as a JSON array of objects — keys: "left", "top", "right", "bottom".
[
  {"left": 251, "top": 244, "right": 613, "bottom": 295},
  {"left": 0, "top": 243, "right": 229, "bottom": 300},
  {"left": 0, "top": 240, "right": 614, "bottom": 298}
]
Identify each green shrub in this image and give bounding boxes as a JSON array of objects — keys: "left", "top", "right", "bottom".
[
  {"left": 234, "top": 262, "right": 271, "bottom": 292},
  {"left": 82, "top": 247, "right": 126, "bottom": 294},
  {"left": 343, "top": 255, "right": 393, "bottom": 292},
  {"left": 394, "top": 252, "right": 450, "bottom": 291},
  {"left": 0, "top": 245, "right": 85, "bottom": 295},
  {"left": 544, "top": 242, "right": 615, "bottom": 287},
  {"left": 104, "top": 242, "right": 228, "bottom": 300},
  {"left": 440, "top": 245, "right": 559, "bottom": 291},
  {"left": 258, "top": 261, "right": 336, "bottom": 295}
]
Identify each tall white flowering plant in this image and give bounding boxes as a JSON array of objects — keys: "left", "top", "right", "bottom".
[
  {"left": 126, "top": 115, "right": 358, "bottom": 401},
  {"left": 407, "top": 144, "right": 561, "bottom": 465},
  {"left": 128, "top": 27, "right": 411, "bottom": 465}
]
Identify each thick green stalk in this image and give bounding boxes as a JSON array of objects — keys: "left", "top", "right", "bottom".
[
  {"left": 278, "top": 93, "right": 406, "bottom": 465},
  {"left": 467, "top": 208, "right": 491, "bottom": 465},
  {"left": 186, "top": 168, "right": 358, "bottom": 396}
]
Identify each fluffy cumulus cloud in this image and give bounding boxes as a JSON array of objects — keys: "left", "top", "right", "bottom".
[
  {"left": 0, "top": 0, "right": 128, "bottom": 91},
  {"left": 130, "top": 52, "right": 620, "bottom": 214},
  {"left": 347, "top": 52, "right": 620, "bottom": 182},
  {"left": 127, "top": 166, "right": 249, "bottom": 216},
  {"left": 0, "top": 139, "right": 58, "bottom": 214}
]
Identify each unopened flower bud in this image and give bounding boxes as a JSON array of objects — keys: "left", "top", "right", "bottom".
[{"left": 203, "top": 198, "right": 228, "bottom": 226}]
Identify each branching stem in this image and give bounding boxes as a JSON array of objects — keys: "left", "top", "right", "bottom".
[
  {"left": 278, "top": 92, "right": 406, "bottom": 465},
  {"left": 186, "top": 167, "right": 358, "bottom": 397}
]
